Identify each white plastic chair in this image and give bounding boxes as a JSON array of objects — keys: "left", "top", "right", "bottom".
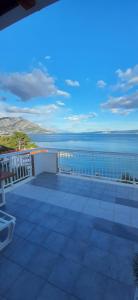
[{"left": 0, "top": 210, "right": 16, "bottom": 251}]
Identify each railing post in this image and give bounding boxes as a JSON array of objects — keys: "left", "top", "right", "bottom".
[{"left": 31, "top": 154, "right": 35, "bottom": 176}]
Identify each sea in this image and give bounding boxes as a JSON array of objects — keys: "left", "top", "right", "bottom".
[
  {"left": 30, "top": 133, "right": 138, "bottom": 180},
  {"left": 30, "top": 133, "right": 138, "bottom": 154}
]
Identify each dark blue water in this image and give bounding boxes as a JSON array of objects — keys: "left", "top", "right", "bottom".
[
  {"left": 30, "top": 133, "right": 138, "bottom": 154},
  {"left": 30, "top": 133, "right": 138, "bottom": 180}
]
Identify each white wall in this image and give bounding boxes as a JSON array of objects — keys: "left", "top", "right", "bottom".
[{"left": 33, "top": 152, "right": 58, "bottom": 176}]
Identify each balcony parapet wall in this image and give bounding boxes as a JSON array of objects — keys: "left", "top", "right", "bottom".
[{"left": 32, "top": 152, "right": 58, "bottom": 176}]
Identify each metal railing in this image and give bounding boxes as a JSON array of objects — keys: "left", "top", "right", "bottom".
[
  {"left": 58, "top": 149, "right": 138, "bottom": 184},
  {"left": 0, "top": 147, "right": 138, "bottom": 186},
  {"left": 0, "top": 150, "right": 33, "bottom": 187}
]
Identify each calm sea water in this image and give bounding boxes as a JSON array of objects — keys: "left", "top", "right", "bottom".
[
  {"left": 30, "top": 133, "right": 138, "bottom": 180},
  {"left": 30, "top": 133, "right": 138, "bottom": 154}
]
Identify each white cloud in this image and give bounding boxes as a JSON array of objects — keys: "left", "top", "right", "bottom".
[
  {"left": 109, "top": 108, "right": 132, "bottom": 116},
  {"left": 56, "top": 90, "right": 69, "bottom": 97},
  {"left": 116, "top": 68, "right": 133, "bottom": 80},
  {"left": 65, "top": 79, "right": 80, "bottom": 87},
  {"left": 0, "top": 68, "right": 70, "bottom": 101},
  {"left": 64, "top": 112, "right": 97, "bottom": 122},
  {"left": 56, "top": 101, "right": 65, "bottom": 106},
  {"left": 97, "top": 80, "right": 107, "bottom": 88},
  {"left": 101, "top": 91, "right": 138, "bottom": 115},
  {"left": 99, "top": 65, "right": 138, "bottom": 115},
  {"left": 0, "top": 102, "right": 59, "bottom": 116},
  {"left": 115, "top": 65, "right": 138, "bottom": 90},
  {"left": 45, "top": 55, "right": 51, "bottom": 60}
]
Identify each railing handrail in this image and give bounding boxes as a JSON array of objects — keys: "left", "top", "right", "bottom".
[
  {"left": 0, "top": 148, "right": 41, "bottom": 159},
  {"left": 58, "top": 148, "right": 138, "bottom": 184},
  {"left": 0, "top": 147, "right": 138, "bottom": 185},
  {"left": 56, "top": 148, "right": 138, "bottom": 157},
  {"left": 0, "top": 147, "right": 138, "bottom": 158},
  {"left": 37, "top": 147, "right": 138, "bottom": 157}
]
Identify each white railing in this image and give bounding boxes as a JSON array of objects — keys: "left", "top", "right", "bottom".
[
  {"left": 0, "top": 147, "right": 138, "bottom": 186},
  {"left": 58, "top": 149, "right": 138, "bottom": 184},
  {"left": 0, "top": 150, "right": 33, "bottom": 187}
]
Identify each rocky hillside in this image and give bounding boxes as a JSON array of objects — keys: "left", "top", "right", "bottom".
[{"left": 0, "top": 117, "right": 52, "bottom": 134}]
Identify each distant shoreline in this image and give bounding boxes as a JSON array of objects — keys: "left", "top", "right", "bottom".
[{"left": 30, "top": 131, "right": 138, "bottom": 135}]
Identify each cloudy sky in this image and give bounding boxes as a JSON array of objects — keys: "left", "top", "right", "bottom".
[{"left": 0, "top": 0, "right": 138, "bottom": 132}]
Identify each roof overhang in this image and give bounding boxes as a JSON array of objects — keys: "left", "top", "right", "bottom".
[{"left": 0, "top": 0, "right": 58, "bottom": 30}]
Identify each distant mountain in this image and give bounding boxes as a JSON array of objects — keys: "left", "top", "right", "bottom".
[
  {"left": 69, "top": 130, "right": 138, "bottom": 134},
  {"left": 0, "top": 117, "right": 53, "bottom": 134},
  {"left": 91, "top": 130, "right": 138, "bottom": 134},
  {"left": 59, "top": 130, "right": 138, "bottom": 134}
]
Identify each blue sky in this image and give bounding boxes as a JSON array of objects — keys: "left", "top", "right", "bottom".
[{"left": 0, "top": 0, "right": 138, "bottom": 132}]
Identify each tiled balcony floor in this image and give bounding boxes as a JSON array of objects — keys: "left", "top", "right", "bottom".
[{"left": 1, "top": 172, "right": 138, "bottom": 300}]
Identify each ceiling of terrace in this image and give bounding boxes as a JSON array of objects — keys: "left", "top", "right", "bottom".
[{"left": 0, "top": 0, "right": 58, "bottom": 30}]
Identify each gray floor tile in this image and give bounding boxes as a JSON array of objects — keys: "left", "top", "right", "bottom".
[
  {"left": 0, "top": 257, "right": 22, "bottom": 295},
  {"left": 11, "top": 203, "right": 34, "bottom": 219},
  {"left": 37, "top": 282, "right": 76, "bottom": 300},
  {"left": 71, "top": 223, "right": 92, "bottom": 243},
  {"left": 43, "top": 231, "right": 68, "bottom": 254},
  {"left": 83, "top": 245, "right": 134, "bottom": 285},
  {"left": 5, "top": 269, "right": 45, "bottom": 300},
  {"left": 3, "top": 173, "right": 138, "bottom": 300},
  {"left": 6, "top": 194, "right": 37, "bottom": 208},
  {"left": 49, "top": 205, "right": 66, "bottom": 218},
  {"left": 49, "top": 257, "right": 81, "bottom": 294},
  {"left": 2, "top": 202, "right": 17, "bottom": 216},
  {"left": 26, "top": 246, "right": 58, "bottom": 280},
  {"left": 113, "top": 223, "right": 138, "bottom": 242},
  {"left": 89, "top": 229, "right": 112, "bottom": 251},
  {"left": 22, "top": 197, "right": 42, "bottom": 210},
  {"left": 64, "top": 210, "right": 81, "bottom": 221},
  {"left": 40, "top": 214, "right": 60, "bottom": 230},
  {"left": 39, "top": 202, "right": 53, "bottom": 214},
  {"left": 116, "top": 197, "right": 138, "bottom": 208},
  {"left": 55, "top": 219, "right": 76, "bottom": 237},
  {"left": 27, "top": 225, "right": 50, "bottom": 245},
  {"left": 93, "top": 218, "right": 114, "bottom": 235},
  {"left": 15, "top": 220, "right": 35, "bottom": 238},
  {"left": 9, "top": 239, "right": 39, "bottom": 266},
  {"left": 29, "top": 209, "right": 46, "bottom": 224},
  {"left": 30, "top": 174, "right": 94, "bottom": 199},
  {"left": 110, "top": 235, "right": 134, "bottom": 260},
  {"left": 2, "top": 235, "right": 22, "bottom": 259},
  {"left": 76, "top": 214, "right": 94, "bottom": 228},
  {"left": 73, "top": 267, "right": 107, "bottom": 300},
  {"left": 104, "top": 278, "right": 134, "bottom": 300},
  {"left": 62, "top": 238, "right": 87, "bottom": 263},
  {"left": 99, "top": 194, "right": 115, "bottom": 203},
  {"left": 107, "top": 253, "right": 134, "bottom": 286},
  {"left": 83, "top": 246, "right": 111, "bottom": 276}
]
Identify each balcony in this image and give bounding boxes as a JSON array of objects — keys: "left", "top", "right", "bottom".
[{"left": 0, "top": 148, "right": 138, "bottom": 300}]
